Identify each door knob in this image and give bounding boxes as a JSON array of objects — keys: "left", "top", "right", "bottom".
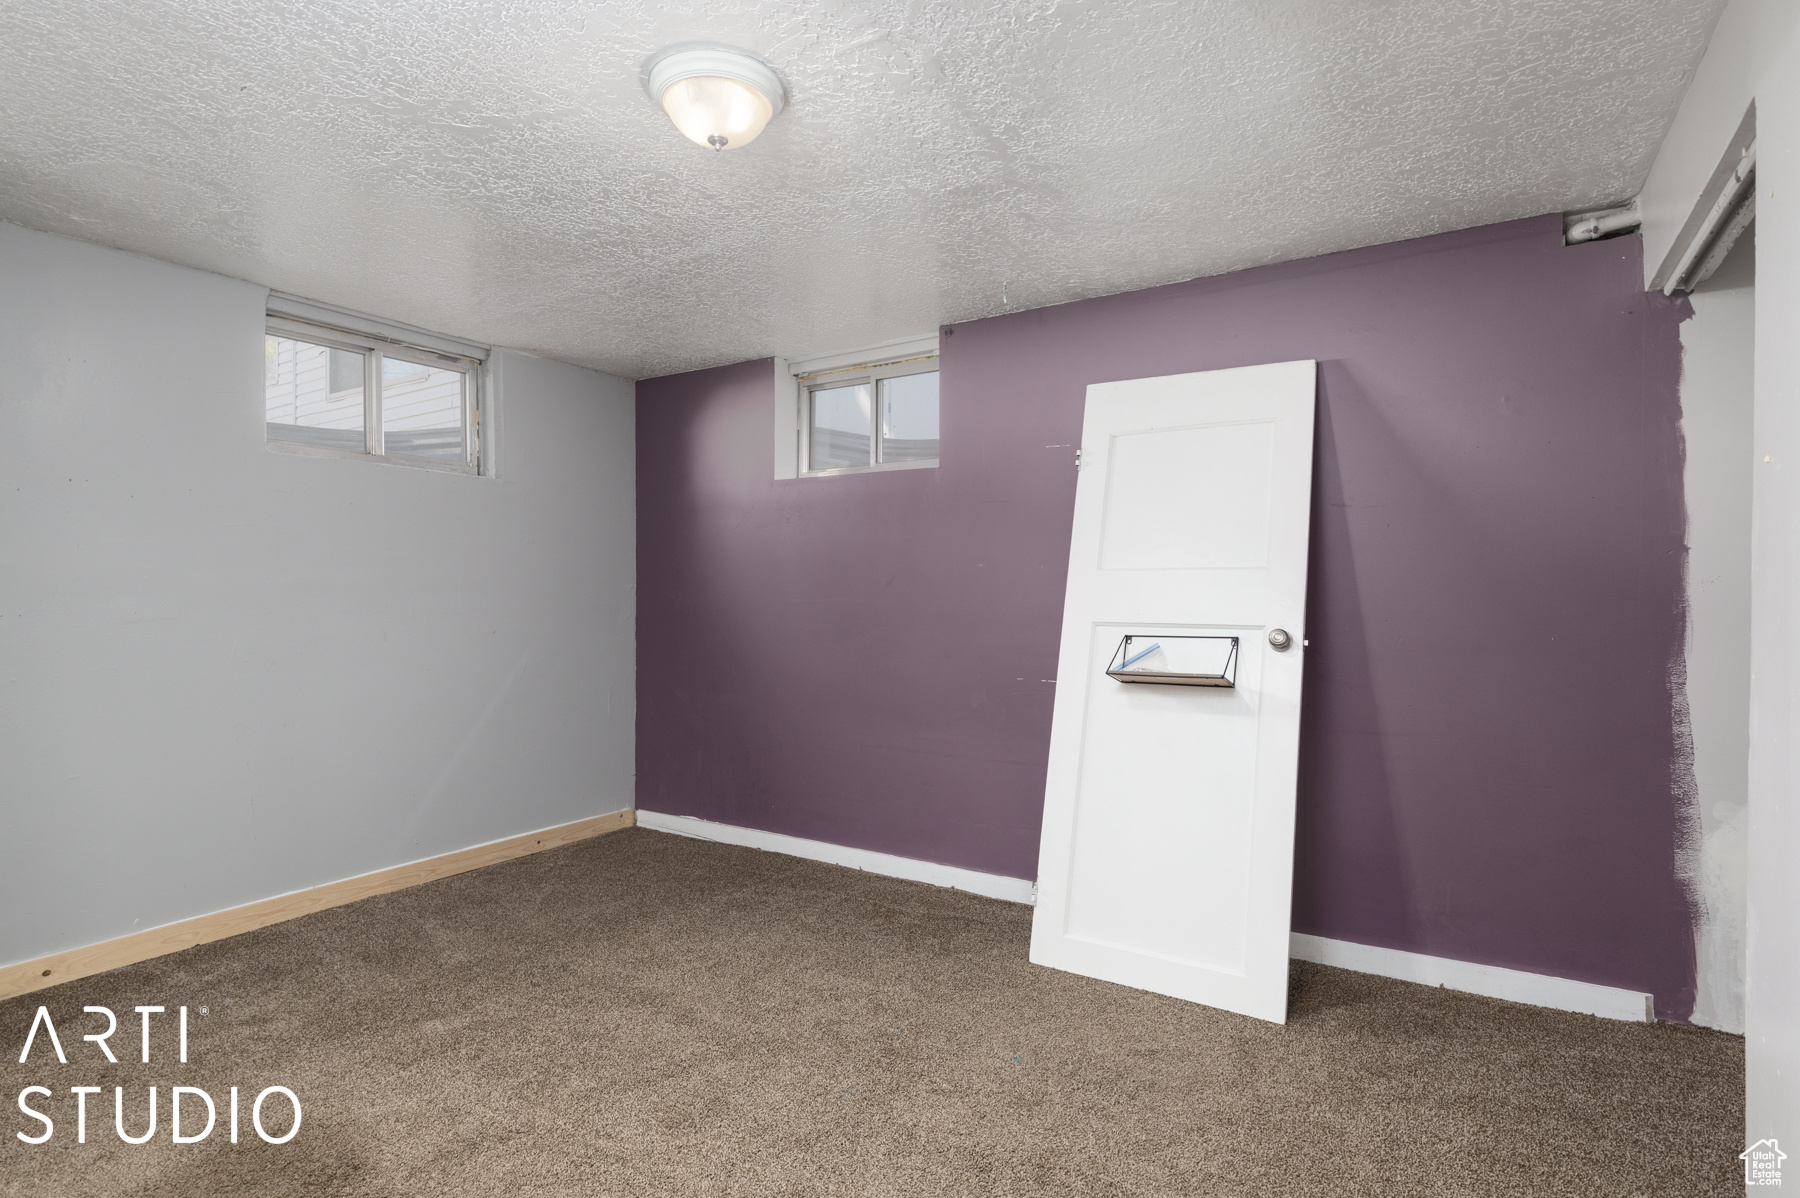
[{"left": 1268, "top": 628, "right": 1292, "bottom": 651}]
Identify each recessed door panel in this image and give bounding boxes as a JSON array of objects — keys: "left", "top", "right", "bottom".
[
  {"left": 1099, "top": 421, "right": 1276, "bottom": 571},
  {"left": 1064, "top": 624, "right": 1262, "bottom": 973}
]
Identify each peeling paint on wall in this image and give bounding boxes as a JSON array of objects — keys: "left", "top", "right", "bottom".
[{"left": 1675, "top": 230, "right": 1754, "bottom": 1034}]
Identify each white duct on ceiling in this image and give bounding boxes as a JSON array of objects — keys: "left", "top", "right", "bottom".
[{"left": 1661, "top": 140, "right": 1757, "bottom": 295}]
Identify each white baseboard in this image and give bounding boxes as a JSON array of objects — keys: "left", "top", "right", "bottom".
[
  {"left": 1290, "top": 932, "right": 1655, "bottom": 1022},
  {"left": 635, "top": 810, "right": 1038, "bottom": 905},
  {"left": 634, "top": 812, "right": 1654, "bottom": 1023}
]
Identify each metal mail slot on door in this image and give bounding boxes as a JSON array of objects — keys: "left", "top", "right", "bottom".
[{"left": 1105, "top": 634, "right": 1239, "bottom": 687}]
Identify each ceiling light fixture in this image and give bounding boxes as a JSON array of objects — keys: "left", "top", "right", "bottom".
[{"left": 647, "top": 46, "right": 785, "bottom": 152}]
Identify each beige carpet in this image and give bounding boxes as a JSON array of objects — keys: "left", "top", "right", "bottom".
[{"left": 0, "top": 827, "right": 1742, "bottom": 1196}]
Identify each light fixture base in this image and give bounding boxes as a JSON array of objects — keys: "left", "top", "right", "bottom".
[{"left": 644, "top": 45, "right": 786, "bottom": 118}]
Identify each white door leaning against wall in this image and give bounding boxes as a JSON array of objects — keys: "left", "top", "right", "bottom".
[{"left": 1030, "top": 360, "right": 1317, "bottom": 1025}]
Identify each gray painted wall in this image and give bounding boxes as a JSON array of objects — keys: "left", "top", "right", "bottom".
[
  {"left": 1680, "top": 231, "right": 1754, "bottom": 1034},
  {"left": 1752, "top": 21, "right": 1800, "bottom": 1158},
  {"left": 0, "top": 221, "right": 636, "bottom": 969},
  {"left": 1641, "top": 0, "right": 1800, "bottom": 1147}
]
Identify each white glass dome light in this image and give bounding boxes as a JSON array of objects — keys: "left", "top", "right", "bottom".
[{"left": 647, "top": 47, "right": 786, "bottom": 152}]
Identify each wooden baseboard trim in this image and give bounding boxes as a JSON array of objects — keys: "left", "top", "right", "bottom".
[{"left": 0, "top": 807, "right": 636, "bottom": 1003}]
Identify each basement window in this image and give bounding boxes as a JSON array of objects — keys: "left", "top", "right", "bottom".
[
  {"left": 263, "top": 298, "right": 485, "bottom": 474},
  {"left": 801, "top": 358, "right": 939, "bottom": 475}
]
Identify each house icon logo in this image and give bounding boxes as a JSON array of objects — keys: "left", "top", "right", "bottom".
[{"left": 1743, "top": 1139, "right": 1787, "bottom": 1186}]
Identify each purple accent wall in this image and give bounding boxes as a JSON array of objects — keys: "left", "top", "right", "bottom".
[{"left": 637, "top": 215, "right": 1697, "bottom": 1019}]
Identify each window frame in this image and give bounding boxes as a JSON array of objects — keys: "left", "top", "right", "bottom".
[
  {"left": 264, "top": 313, "right": 484, "bottom": 476},
  {"left": 799, "top": 356, "right": 940, "bottom": 477}
]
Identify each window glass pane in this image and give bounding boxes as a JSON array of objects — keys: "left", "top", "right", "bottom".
[
  {"left": 383, "top": 357, "right": 428, "bottom": 384},
  {"left": 329, "top": 348, "right": 363, "bottom": 394},
  {"left": 880, "top": 370, "right": 939, "bottom": 463},
  {"left": 809, "top": 382, "right": 871, "bottom": 469},
  {"left": 380, "top": 355, "right": 467, "bottom": 461},
  {"left": 265, "top": 335, "right": 365, "bottom": 451}
]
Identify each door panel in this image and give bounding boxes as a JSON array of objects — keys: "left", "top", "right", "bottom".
[
  {"left": 1030, "top": 361, "right": 1316, "bottom": 1024},
  {"left": 1064, "top": 622, "right": 1263, "bottom": 973},
  {"left": 1099, "top": 421, "right": 1277, "bottom": 571}
]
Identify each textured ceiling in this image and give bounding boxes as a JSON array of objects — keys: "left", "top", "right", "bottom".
[{"left": 0, "top": 0, "right": 1725, "bottom": 379}]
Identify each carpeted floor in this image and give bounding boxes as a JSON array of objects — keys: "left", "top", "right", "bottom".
[{"left": 1, "top": 827, "right": 1742, "bottom": 1196}]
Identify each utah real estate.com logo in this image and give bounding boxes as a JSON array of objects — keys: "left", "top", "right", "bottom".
[
  {"left": 12, "top": 1004, "right": 302, "bottom": 1146},
  {"left": 1744, "top": 1139, "right": 1787, "bottom": 1187}
]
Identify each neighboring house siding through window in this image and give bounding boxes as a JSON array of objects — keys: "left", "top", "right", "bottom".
[
  {"left": 266, "top": 339, "right": 363, "bottom": 430},
  {"left": 380, "top": 357, "right": 465, "bottom": 458}
]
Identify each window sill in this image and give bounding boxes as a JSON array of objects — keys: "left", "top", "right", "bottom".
[
  {"left": 796, "top": 458, "right": 938, "bottom": 479},
  {"left": 264, "top": 438, "right": 480, "bottom": 476}
]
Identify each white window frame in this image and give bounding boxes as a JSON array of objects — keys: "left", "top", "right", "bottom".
[
  {"left": 263, "top": 293, "right": 489, "bottom": 476},
  {"left": 776, "top": 334, "right": 941, "bottom": 480}
]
